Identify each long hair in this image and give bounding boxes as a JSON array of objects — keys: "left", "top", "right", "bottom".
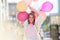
[{"left": 28, "top": 11, "right": 35, "bottom": 25}]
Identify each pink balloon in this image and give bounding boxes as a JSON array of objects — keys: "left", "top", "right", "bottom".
[
  {"left": 17, "top": 12, "right": 28, "bottom": 22},
  {"left": 40, "top": 1, "right": 53, "bottom": 12},
  {"left": 23, "top": 0, "right": 37, "bottom": 5}
]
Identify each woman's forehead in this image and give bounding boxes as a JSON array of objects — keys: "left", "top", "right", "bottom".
[{"left": 29, "top": 15, "right": 34, "bottom": 17}]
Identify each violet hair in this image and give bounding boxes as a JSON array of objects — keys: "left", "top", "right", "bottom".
[{"left": 28, "top": 11, "right": 35, "bottom": 25}]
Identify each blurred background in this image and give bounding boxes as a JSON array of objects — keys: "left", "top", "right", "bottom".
[{"left": 0, "top": 0, "right": 60, "bottom": 40}]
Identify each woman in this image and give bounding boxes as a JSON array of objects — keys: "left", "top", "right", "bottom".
[
  {"left": 25, "top": 6, "right": 45, "bottom": 40},
  {"left": 25, "top": 12, "right": 37, "bottom": 40}
]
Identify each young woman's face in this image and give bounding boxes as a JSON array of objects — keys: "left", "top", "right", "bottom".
[{"left": 29, "top": 15, "right": 34, "bottom": 24}]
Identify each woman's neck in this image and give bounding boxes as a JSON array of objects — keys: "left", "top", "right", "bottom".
[{"left": 29, "top": 23, "right": 34, "bottom": 25}]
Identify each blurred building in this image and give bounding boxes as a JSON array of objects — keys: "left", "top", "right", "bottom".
[
  {"left": 50, "top": 14, "right": 60, "bottom": 40},
  {"left": 50, "top": 14, "right": 60, "bottom": 25}
]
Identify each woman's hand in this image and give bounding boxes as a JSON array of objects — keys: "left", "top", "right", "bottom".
[{"left": 28, "top": 5, "right": 35, "bottom": 11}]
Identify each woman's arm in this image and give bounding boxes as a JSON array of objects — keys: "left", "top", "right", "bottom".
[
  {"left": 35, "top": 16, "right": 44, "bottom": 40},
  {"left": 28, "top": 6, "right": 40, "bottom": 18}
]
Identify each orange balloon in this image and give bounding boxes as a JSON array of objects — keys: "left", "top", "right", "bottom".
[
  {"left": 39, "top": 11, "right": 46, "bottom": 21},
  {"left": 16, "top": 1, "right": 28, "bottom": 12}
]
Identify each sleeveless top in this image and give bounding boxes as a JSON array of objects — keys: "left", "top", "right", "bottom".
[{"left": 25, "top": 24, "right": 37, "bottom": 38}]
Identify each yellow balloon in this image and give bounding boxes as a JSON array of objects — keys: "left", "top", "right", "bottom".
[{"left": 16, "top": 1, "right": 28, "bottom": 12}]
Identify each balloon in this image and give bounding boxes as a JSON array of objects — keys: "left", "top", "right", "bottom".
[
  {"left": 23, "top": 0, "right": 37, "bottom": 5},
  {"left": 39, "top": 11, "right": 46, "bottom": 20},
  {"left": 17, "top": 12, "right": 28, "bottom": 22},
  {"left": 40, "top": 1, "right": 53, "bottom": 12},
  {"left": 16, "top": 1, "right": 28, "bottom": 12}
]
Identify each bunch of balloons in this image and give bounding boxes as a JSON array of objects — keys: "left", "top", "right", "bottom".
[
  {"left": 16, "top": 1, "right": 28, "bottom": 22},
  {"left": 16, "top": 0, "right": 53, "bottom": 22}
]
